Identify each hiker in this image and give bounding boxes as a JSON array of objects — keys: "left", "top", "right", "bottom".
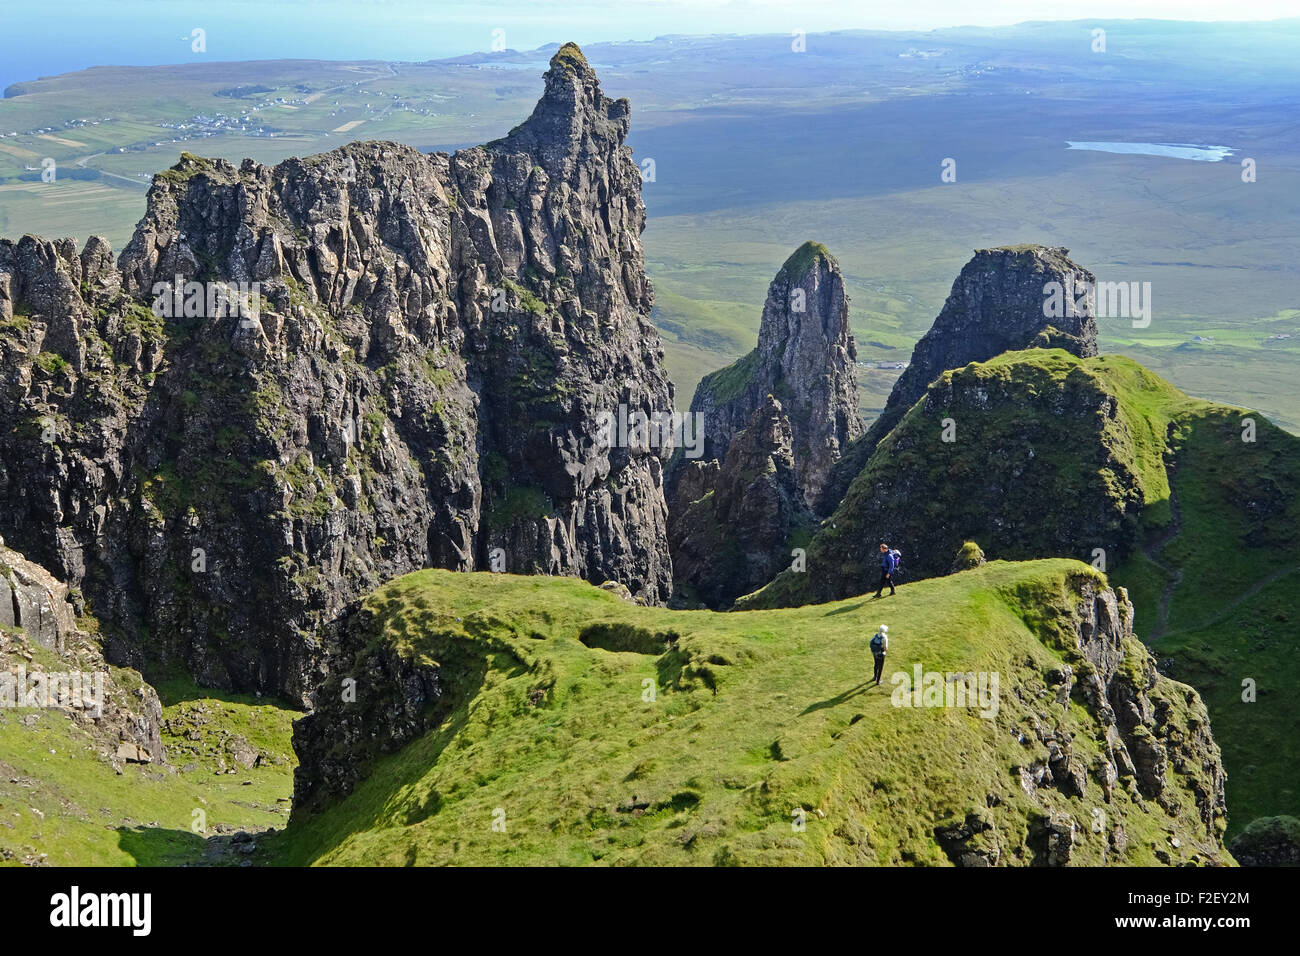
[
  {"left": 875, "top": 543, "right": 897, "bottom": 597},
  {"left": 870, "top": 625, "right": 889, "bottom": 685}
]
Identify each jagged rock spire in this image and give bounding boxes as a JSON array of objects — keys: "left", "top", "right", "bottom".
[
  {"left": 887, "top": 245, "right": 1098, "bottom": 421},
  {"left": 0, "top": 39, "right": 675, "bottom": 699},
  {"left": 686, "top": 240, "right": 862, "bottom": 513},
  {"left": 500, "top": 43, "right": 632, "bottom": 181}
]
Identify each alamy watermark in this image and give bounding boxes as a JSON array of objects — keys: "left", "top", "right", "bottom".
[
  {"left": 50, "top": 886, "right": 151, "bottom": 936},
  {"left": 890, "top": 664, "right": 999, "bottom": 719},
  {"left": 596, "top": 404, "right": 705, "bottom": 459},
  {"left": 150, "top": 274, "right": 261, "bottom": 328},
  {"left": 0, "top": 665, "right": 105, "bottom": 717},
  {"left": 1043, "top": 274, "right": 1152, "bottom": 328}
]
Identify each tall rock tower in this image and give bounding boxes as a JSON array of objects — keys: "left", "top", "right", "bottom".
[
  {"left": 0, "top": 43, "right": 677, "bottom": 699},
  {"left": 686, "top": 241, "right": 862, "bottom": 513}
]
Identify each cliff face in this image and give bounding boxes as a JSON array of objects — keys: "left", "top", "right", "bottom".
[
  {"left": 0, "top": 44, "right": 675, "bottom": 701},
  {"left": 686, "top": 242, "right": 862, "bottom": 513},
  {"left": 888, "top": 245, "right": 1098, "bottom": 416},
  {"left": 668, "top": 394, "right": 813, "bottom": 609},
  {"left": 980, "top": 575, "right": 1227, "bottom": 864},
  {"left": 1, "top": 534, "right": 83, "bottom": 658},
  {"left": 823, "top": 245, "right": 1098, "bottom": 513}
]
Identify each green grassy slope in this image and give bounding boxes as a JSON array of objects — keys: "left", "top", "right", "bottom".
[
  {"left": 743, "top": 348, "right": 1300, "bottom": 836},
  {"left": 1110, "top": 406, "right": 1300, "bottom": 836},
  {"left": 0, "top": 665, "right": 298, "bottom": 866},
  {"left": 270, "top": 561, "right": 1228, "bottom": 866}
]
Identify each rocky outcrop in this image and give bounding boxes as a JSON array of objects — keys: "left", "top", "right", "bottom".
[
  {"left": 1068, "top": 580, "right": 1226, "bottom": 837},
  {"left": 1229, "top": 816, "right": 1300, "bottom": 866},
  {"left": 668, "top": 394, "right": 813, "bottom": 609},
  {"left": 0, "top": 537, "right": 163, "bottom": 766},
  {"left": 685, "top": 242, "right": 861, "bottom": 513},
  {"left": 824, "top": 245, "right": 1098, "bottom": 513},
  {"left": 950, "top": 540, "right": 987, "bottom": 574},
  {"left": 289, "top": 601, "right": 447, "bottom": 814},
  {"left": 0, "top": 43, "right": 675, "bottom": 701},
  {"left": 1, "top": 533, "right": 78, "bottom": 654},
  {"left": 742, "top": 350, "right": 1143, "bottom": 609},
  {"left": 937, "top": 577, "right": 1228, "bottom": 866}
]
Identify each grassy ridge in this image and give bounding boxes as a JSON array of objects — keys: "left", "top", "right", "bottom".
[
  {"left": 739, "top": 348, "right": 1298, "bottom": 836},
  {"left": 270, "top": 561, "right": 1227, "bottom": 866}
]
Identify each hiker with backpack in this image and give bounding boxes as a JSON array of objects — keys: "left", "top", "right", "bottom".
[
  {"left": 875, "top": 543, "right": 899, "bottom": 597},
  {"left": 870, "top": 625, "right": 889, "bottom": 685}
]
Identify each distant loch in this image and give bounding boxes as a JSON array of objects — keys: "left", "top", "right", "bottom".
[{"left": 1066, "top": 142, "right": 1235, "bottom": 162}]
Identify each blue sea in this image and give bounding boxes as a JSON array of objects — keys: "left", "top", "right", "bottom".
[{"left": 0, "top": 0, "right": 851, "bottom": 93}]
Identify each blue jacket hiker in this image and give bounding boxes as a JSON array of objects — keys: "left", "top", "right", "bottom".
[{"left": 875, "top": 543, "right": 897, "bottom": 598}]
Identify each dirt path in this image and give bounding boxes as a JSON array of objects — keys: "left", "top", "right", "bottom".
[{"left": 1165, "top": 563, "right": 1300, "bottom": 639}]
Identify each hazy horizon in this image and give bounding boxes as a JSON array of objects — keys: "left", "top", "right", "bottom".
[{"left": 3, "top": 1, "right": 1298, "bottom": 92}]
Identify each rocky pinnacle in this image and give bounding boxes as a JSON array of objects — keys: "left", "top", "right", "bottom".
[
  {"left": 687, "top": 241, "right": 862, "bottom": 514},
  {"left": 823, "top": 244, "right": 1099, "bottom": 512},
  {"left": 0, "top": 43, "right": 676, "bottom": 699}
]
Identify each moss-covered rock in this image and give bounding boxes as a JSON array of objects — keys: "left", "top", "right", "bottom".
[
  {"left": 952, "top": 540, "right": 987, "bottom": 573},
  {"left": 824, "top": 244, "right": 1100, "bottom": 512},
  {"left": 1229, "top": 816, "right": 1300, "bottom": 866},
  {"left": 745, "top": 350, "right": 1162, "bottom": 609}
]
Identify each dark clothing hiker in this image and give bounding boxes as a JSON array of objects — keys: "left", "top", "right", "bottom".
[{"left": 870, "top": 627, "right": 889, "bottom": 685}]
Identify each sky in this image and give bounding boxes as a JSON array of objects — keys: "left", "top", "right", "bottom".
[{"left": 2, "top": 0, "right": 1297, "bottom": 91}]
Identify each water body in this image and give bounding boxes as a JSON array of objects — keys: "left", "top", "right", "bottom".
[
  {"left": 1066, "top": 142, "right": 1235, "bottom": 162},
  {"left": 0, "top": 1, "right": 661, "bottom": 93},
  {"left": 0, "top": 0, "right": 960, "bottom": 94}
]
